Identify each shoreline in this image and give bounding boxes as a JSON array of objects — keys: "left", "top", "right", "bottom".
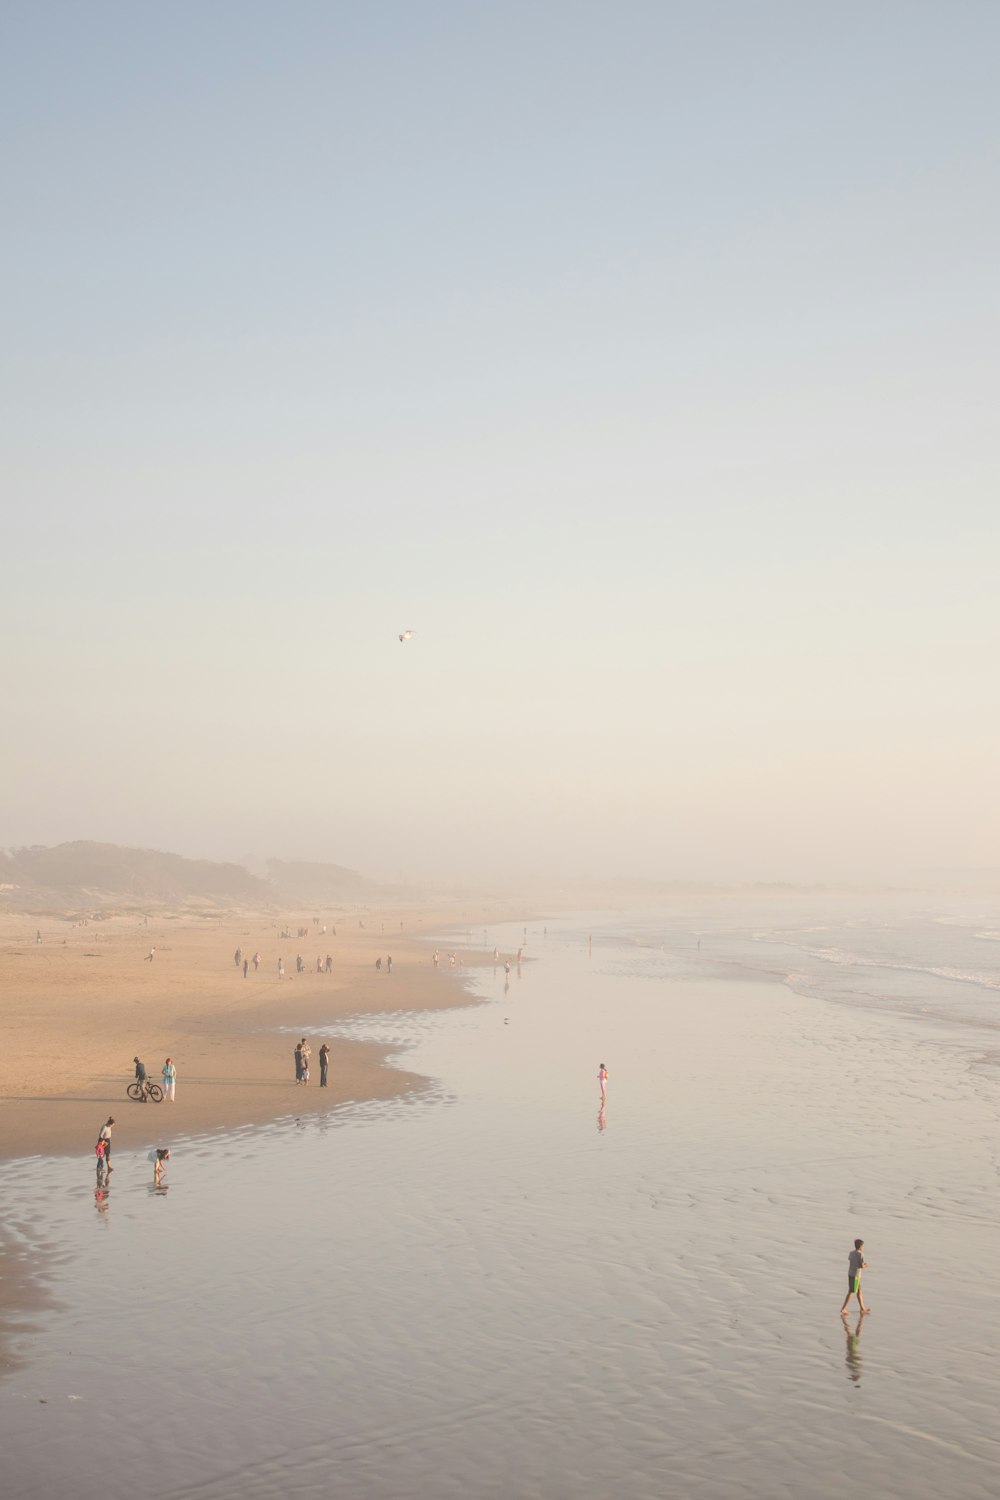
[{"left": 0, "top": 904, "right": 519, "bottom": 1165}]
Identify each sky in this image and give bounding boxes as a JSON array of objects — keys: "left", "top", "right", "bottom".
[{"left": 1, "top": 1, "right": 998, "bottom": 885}]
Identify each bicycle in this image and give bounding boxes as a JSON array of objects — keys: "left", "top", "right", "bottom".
[{"left": 127, "top": 1079, "right": 163, "bottom": 1103}]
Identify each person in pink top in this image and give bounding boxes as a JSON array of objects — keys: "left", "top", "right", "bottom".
[{"left": 598, "top": 1063, "right": 609, "bottom": 1103}]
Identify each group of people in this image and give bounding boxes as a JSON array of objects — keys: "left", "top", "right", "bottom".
[
  {"left": 94, "top": 1117, "right": 170, "bottom": 1190},
  {"left": 234, "top": 948, "right": 263, "bottom": 977},
  {"left": 133, "top": 1055, "right": 177, "bottom": 1100},
  {"left": 294, "top": 1038, "right": 330, "bottom": 1086}
]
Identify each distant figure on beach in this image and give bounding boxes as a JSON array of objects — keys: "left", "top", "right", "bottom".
[
  {"left": 319, "top": 1042, "right": 330, "bottom": 1087},
  {"left": 316, "top": 955, "right": 323, "bottom": 973},
  {"left": 325, "top": 953, "right": 332, "bottom": 973},
  {"left": 294, "top": 1040, "right": 303, "bottom": 1084},
  {"left": 36, "top": 929, "right": 41, "bottom": 944},
  {"left": 841, "top": 1239, "right": 870, "bottom": 1315},
  {"left": 504, "top": 960, "right": 510, "bottom": 976},
  {"left": 598, "top": 1063, "right": 609, "bottom": 1103},
  {"left": 387, "top": 955, "right": 392, "bottom": 973},
  {"left": 296, "top": 954, "right": 305, "bottom": 973},
  {"left": 253, "top": 952, "right": 261, "bottom": 970},
  {"left": 433, "top": 950, "right": 439, "bottom": 966},
  {"left": 162, "top": 1057, "right": 176, "bottom": 1101},
  {"left": 300, "top": 1038, "right": 311, "bottom": 1084},
  {"left": 134, "top": 1056, "right": 148, "bottom": 1097},
  {"left": 152, "top": 1147, "right": 170, "bottom": 1185},
  {"left": 278, "top": 958, "right": 285, "bottom": 978},
  {"left": 375, "top": 957, "right": 382, "bottom": 971},
  {"left": 145, "top": 948, "right": 155, "bottom": 962},
  {"left": 234, "top": 948, "right": 242, "bottom": 967}
]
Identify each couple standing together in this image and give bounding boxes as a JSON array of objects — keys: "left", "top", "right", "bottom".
[{"left": 294, "top": 1038, "right": 330, "bottom": 1086}]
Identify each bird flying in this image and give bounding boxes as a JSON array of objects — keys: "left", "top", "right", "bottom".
[{"left": 398, "top": 629, "right": 414, "bottom": 642}]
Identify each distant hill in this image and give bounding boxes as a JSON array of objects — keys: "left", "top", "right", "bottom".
[
  {"left": 265, "top": 858, "right": 369, "bottom": 905},
  {"left": 0, "top": 841, "right": 374, "bottom": 913},
  {"left": 0, "top": 842, "right": 270, "bottom": 912}
]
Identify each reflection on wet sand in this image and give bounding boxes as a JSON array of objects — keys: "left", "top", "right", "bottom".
[
  {"left": 597, "top": 1104, "right": 606, "bottom": 1133},
  {"left": 843, "top": 1314, "right": 865, "bottom": 1385}
]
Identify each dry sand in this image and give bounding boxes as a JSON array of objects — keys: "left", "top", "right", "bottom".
[{"left": 0, "top": 905, "right": 501, "bottom": 1162}]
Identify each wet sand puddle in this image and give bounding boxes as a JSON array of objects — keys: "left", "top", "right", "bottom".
[{"left": 1, "top": 916, "right": 999, "bottom": 1499}]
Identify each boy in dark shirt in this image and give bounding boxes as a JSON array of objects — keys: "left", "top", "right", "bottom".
[{"left": 840, "top": 1238, "right": 870, "bottom": 1315}]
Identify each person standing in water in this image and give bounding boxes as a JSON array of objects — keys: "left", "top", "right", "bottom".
[
  {"left": 97, "top": 1117, "right": 115, "bottom": 1171},
  {"left": 598, "top": 1063, "right": 609, "bottom": 1103},
  {"left": 319, "top": 1042, "right": 330, "bottom": 1087},
  {"left": 840, "top": 1239, "right": 871, "bottom": 1315}
]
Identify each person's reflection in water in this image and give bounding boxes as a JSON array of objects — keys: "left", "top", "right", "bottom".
[
  {"left": 597, "top": 1103, "right": 607, "bottom": 1133},
  {"left": 844, "top": 1313, "right": 864, "bottom": 1385},
  {"left": 94, "top": 1183, "right": 110, "bottom": 1215}
]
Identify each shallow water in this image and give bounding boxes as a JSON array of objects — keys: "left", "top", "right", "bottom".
[{"left": 2, "top": 914, "right": 1000, "bottom": 1499}]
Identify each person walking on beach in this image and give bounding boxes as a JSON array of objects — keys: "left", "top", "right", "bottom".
[
  {"left": 134, "top": 1055, "right": 149, "bottom": 1098},
  {"left": 387, "top": 955, "right": 392, "bottom": 974},
  {"left": 162, "top": 1057, "right": 176, "bottom": 1101},
  {"left": 253, "top": 952, "right": 261, "bottom": 971},
  {"left": 278, "top": 957, "right": 285, "bottom": 978},
  {"left": 300, "top": 1038, "right": 311, "bottom": 1085},
  {"left": 598, "top": 1063, "right": 609, "bottom": 1103},
  {"left": 243, "top": 958, "right": 248, "bottom": 978},
  {"left": 319, "top": 1042, "right": 330, "bottom": 1087},
  {"left": 234, "top": 947, "right": 242, "bottom": 968},
  {"left": 840, "top": 1239, "right": 870, "bottom": 1315},
  {"left": 294, "top": 1040, "right": 303, "bottom": 1084},
  {"left": 145, "top": 948, "right": 155, "bottom": 962}
]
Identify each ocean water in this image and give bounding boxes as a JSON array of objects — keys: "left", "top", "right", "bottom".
[{"left": 2, "top": 906, "right": 999, "bottom": 1499}]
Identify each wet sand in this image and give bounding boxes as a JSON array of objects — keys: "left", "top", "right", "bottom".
[
  {"left": 2, "top": 912, "right": 1000, "bottom": 1498},
  {"left": 0, "top": 906, "right": 497, "bottom": 1161}
]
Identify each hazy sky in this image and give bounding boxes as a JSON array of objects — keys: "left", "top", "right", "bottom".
[{"left": 2, "top": 2, "right": 998, "bottom": 884}]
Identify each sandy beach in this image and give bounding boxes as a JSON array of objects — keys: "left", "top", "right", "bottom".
[
  {"left": 3, "top": 906, "right": 1000, "bottom": 1499},
  {"left": 0, "top": 904, "right": 497, "bottom": 1162}
]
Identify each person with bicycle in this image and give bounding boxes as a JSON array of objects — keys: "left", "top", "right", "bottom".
[{"left": 134, "top": 1056, "right": 149, "bottom": 1099}]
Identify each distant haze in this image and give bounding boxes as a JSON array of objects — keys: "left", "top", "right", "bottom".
[{"left": 2, "top": 5, "right": 997, "bottom": 886}]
